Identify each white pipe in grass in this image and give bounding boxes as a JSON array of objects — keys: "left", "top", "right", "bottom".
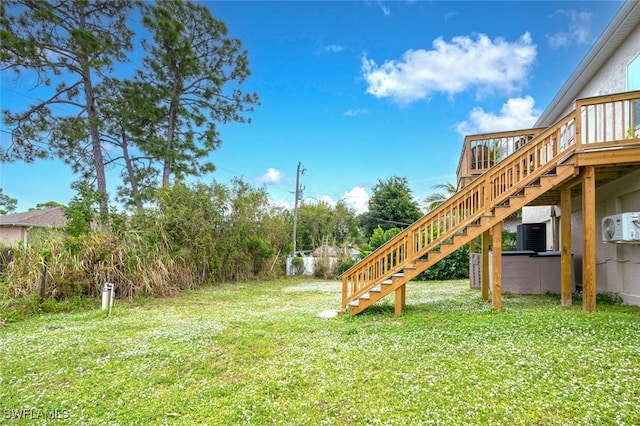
[{"left": 102, "top": 283, "right": 115, "bottom": 315}]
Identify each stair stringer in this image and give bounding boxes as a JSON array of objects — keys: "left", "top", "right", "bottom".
[{"left": 346, "top": 163, "right": 577, "bottom": 315}]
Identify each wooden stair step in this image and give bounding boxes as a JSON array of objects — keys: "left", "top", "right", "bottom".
[
  {"left": 347, "top": 300, "right": 360, "bottom": 307},
  {"left": 371, "top": 285, "right": 382, "bottom": 292},
  {"left": 359, "top": 293, "right": 371, "bottom": 300}
]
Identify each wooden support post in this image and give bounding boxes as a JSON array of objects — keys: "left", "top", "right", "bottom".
[
  {"left": 492, "top": 222, "right": 503, "bottom": 311},
  {"left": 582, "top": 165, "right": 596, "bottom": 312},
  {"left": 481, "top": 230, "right": 490, "bottom": 301},
  {"left": 394, "top": 285, "right": 406, "bottom": 315},
  {"left": 560, "top": 188, "right": 573, "bottom": 306}
]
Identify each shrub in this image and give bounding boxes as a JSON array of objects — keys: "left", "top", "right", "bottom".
[
  {"left": 291, "top": 256, "right": 304, "bottom": 275},
  {"left": 417, "top": 244, "right": 470, "bottom": 281},
  {"left": 337, "top": 258, "right": 356, "bottom": 275}
]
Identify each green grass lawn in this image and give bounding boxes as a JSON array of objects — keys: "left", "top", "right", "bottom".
[{"left": 1, "top": 278, "right": 640, "bottom": 425}]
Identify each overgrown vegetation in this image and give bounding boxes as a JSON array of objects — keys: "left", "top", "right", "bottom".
[
  {"left": 0, "top": 180, "right": 292, "bottom": 315},
  {"left": 1, "top": 279, "right": 639, "bottom": 424}
]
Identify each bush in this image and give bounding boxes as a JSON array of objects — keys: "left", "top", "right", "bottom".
[
  {"left": 291, "top": 256, "right": 304, "bottom": 275},
  {"left": 337, "top": 258, "right": 356, "bottom": 275},
  {"left": 416, "top": 244, "right": 470, "bottom": 281},
  {"left": 1, "top": 180, "right": 294, "bottom": 315}
]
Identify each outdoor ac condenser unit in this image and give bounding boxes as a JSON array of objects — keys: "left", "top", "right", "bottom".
[{"left": 602, "top": 212, "right": 640, "bottom": 243}]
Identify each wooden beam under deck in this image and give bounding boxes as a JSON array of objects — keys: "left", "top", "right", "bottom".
[
  {"left": 394, "top": 284, "right": 406, "bottom": 315},
  {"left": 491, "top": 222, "right": 503, "bottom": 311},
  {"left": 581, "top": 165, "right": 597, "bottom": 312},
  {"left": 574, "top": 146, "right": 640, "bottom": 167},
  {"left": 481, "top": 230, "right": 490, "bottom": 301},
  {"left": 560, "top": 188, "right": 573, "bottom": 306}
]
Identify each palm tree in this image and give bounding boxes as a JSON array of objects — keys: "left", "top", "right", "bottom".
[{"left": 424, "top": 182, "right": 457, "bottom": 212}]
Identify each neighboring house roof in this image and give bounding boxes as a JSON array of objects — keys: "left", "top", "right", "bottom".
[
  {"left": 0, "top": 207, "right": 66, "bottom": 228},
  {"left": 535, "top": 1, "right": 640, "bottom": 127}
]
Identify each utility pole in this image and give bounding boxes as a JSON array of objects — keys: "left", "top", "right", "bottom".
[{"left": 292, "top": 162, "right": 305, "bottom": 256}]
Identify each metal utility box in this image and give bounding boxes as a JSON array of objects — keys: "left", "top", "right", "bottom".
[{"left": 517, "top": 223, "right": 546, "bottom": 252}]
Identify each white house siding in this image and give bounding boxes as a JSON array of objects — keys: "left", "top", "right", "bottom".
[
  {"left": 579, "top": 27, "right": 640, "bottom": 99},
  {"left": 522, "top": 23, "right": 640, "bottom": 305},
  {"left": 573, "top": 25, "right": 640, "bottom": 303},
  {"left": 567, "top": 169, "right": 640, "bottom": 305}
]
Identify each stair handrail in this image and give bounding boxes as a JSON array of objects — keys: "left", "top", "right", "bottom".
[{"left": 342, "top": 111, "right": 577, "bottom": 308}]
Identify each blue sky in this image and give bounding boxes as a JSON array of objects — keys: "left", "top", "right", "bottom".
[{"left": 0, "top": 0, "right": 623, "bottom": 213}]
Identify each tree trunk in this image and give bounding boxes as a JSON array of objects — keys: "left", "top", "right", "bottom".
[
  {"left": 162, "top": 98, "right": 179, "bottom": 186},
  {"left": 78, "top": 8, "right": 109, "bottom": 221},
  {"left": 120, "top": 124, "right": 143, "bottom": 210}
]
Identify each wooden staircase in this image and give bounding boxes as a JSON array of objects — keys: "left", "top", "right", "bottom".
[
  {"left": 342, "top": 90, "right": 640, "bottom": 315},
  {"left": 343, "top": 164, "right": 577, "bottom": 315}
]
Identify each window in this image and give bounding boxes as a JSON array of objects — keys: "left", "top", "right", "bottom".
[{"left": 628, "top": 54, "right": 640, "bottom": 90}]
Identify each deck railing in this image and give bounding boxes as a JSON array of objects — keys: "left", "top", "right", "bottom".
[
  {"left": 456, "top": 129, "right": 544, "bottom": 189},
  {"left": 576, "top": 90, "right": 640, "bottom": 148},
  {"left": 342, "top": 90, "right": 640, "bottom": 310}
]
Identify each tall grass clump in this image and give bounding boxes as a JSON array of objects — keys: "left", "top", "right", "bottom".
[{"left": 0, "top": 179, "right": 292, "bottom": 317}]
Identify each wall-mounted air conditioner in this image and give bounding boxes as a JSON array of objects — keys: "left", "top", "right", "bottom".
[{"left": 602, "top": 212, "right": 640, "bottom": 243}]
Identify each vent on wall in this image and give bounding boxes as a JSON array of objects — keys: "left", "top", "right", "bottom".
[{"left": 602, "top": 212, "right": 640, "bottom": 243}]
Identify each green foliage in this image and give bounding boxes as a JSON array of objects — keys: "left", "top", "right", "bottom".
[
  {"left": 595, "top": 292, "right": 624, "bottom": 305},
  {"left": 0, "top": 188, "right": 18, "bottom": 215},
  {"left": 64, "top": 182, "right": 104, "bottom": 237},
  {"left": 502, "top": 230, "right": 517, "bottom": 250},
  {"left": 359, "top": 226, "right": 401, "bottom": 258},
  {"left": 417, "top": 244, "right": 470, "bottom": 281},
  {"left": 2, "top": 1, "right": 258, "bottom": 215},
  {"left": 134, "top": 179, "right": 287, "bottom": 283},
  {"left": 291, "top": 256, "right": 304, "bottom": 275},
  {"left": 295, "top": 201, "right": 359, "bottom": 251},
  {"left": 2, "top": 0, "right": 136, "bottom": 216},
  {"left": 337, "top": 258, "right": 356, "bottom": 275},
  {"left": 29, "top": 201, "right": 66, "bottom": 211},
  {"left": 313, "top": 259, "right": 327, "bottom": 278},
  {"left": 424, "top": 182, "right": 456, "bottom": 212},
  {"left": 139, "top": 0, "right": 259, "bottom": 186},
  {"left": 359, "top": 176, "right": 422, "bottom": 238},
  {"left": 1, "top": 179, "right": 291, "bottom": 305}
]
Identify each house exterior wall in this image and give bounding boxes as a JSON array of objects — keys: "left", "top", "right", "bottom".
[
  {"left": 553, "top": 25, "right": 640, "bottom": 118},
  {"left": 579, "top": 28, "right": 640, "bottom": 99},
  {"left": 0, "top": 227, "right": 24, "bottom": 247},
  {"left": 568, "top": 169, "right": 640, "bottom": 305},
  {"left": 522, "top": 24, "right": 640, "bottom": 304},
  {"left": 573, "top": 26, "right": 640, "bottom": 303}
]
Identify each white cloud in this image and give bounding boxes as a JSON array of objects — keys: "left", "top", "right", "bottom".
[
  {"left": 546, "top": 10, "right": 593, "bottom": 49},
  {"left": 304, "top": 195, "right": 337, "bottom": 207},
  {"left": 377, "top": 0, "right": 391, "bottom": 16},
  {"left": 270, "top": 198, "right": 293, "bottom": 210},
  {"left": 324, "top": 44, "right": 345, "bottom": 53},
  {"left": 342, "top": 186, "right": 370, "bottom": 214},
  {"left": 455, "top": 96, "right": 540, "bottom": 136},
  {"left": 361, "top": 33, "right": 537, "bottom": 103},
  {"left": 255, "top": 168, "right": 284, "bottom": 184},
  {"left": 344, "top": 108, "right": 369, "bottom": 117}
]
